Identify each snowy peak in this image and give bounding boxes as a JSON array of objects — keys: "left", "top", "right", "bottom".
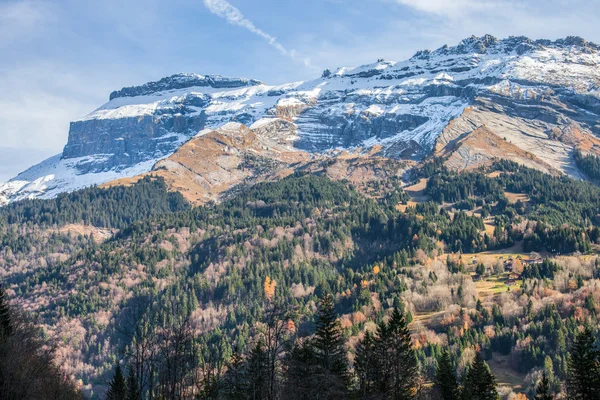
[
  {"left": 109, "top": 73, "right": 264, "bottom": 100},
  {"left": 413, "top": 34, "right": 600, "bottom": 60},
  {"left": 3, "top": 35, "right": 600, "bottom": 205}
]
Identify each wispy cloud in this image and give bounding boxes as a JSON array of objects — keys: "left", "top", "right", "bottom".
[
  {"left": 203, "top": 0, "right": 318, "bottom": 70},
  {"left": 395, "top": 0, "right": 493, "bottom": 15}
]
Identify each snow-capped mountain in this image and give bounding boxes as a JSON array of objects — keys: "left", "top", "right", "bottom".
[{"left": 2, "top": 35, "right": 600, "bottom": 205}]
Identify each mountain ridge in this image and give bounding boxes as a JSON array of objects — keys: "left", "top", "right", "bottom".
[{"left": 2, "top": 34, "right": 600, "bottom": 206}]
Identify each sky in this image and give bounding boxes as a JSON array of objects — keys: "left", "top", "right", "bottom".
[{"left": 1, "top": 0, "right": 600, "bottom": 182}]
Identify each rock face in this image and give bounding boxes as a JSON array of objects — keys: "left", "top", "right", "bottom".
[
  {"left": 102, "top": 122, "right": 409, "bottom": 206},
  {"left": 3, "top": 35, "right": 600, "bottom": 204},
  {"left": 109, "top": 73, "right": 264, "bottom": 100}
]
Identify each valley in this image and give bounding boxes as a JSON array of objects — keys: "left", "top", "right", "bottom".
[{"left": 2, "top": 34, "right": 600, "bottom": 400}]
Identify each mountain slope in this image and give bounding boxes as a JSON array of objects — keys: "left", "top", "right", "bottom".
[
  {"left": 3, "top": 35, "right": 600, "bottom": 205},
  {"left": 102, "top": 122, "right": 310, "bottom": 204}
]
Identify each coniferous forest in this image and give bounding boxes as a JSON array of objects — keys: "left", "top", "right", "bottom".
[{"left": 2, "top": 161, "right": 600, "bottom": 399}]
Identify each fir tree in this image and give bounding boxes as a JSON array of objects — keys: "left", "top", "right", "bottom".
[
  {"left": 435, "top": 351, "right": 459, "bottom": 400},
  {"left": 566, "top": 326, "right": 600, "bottom": 400},
  {"left": 283, "top": 340, "right": 318, "bottom": 400},
  {"left": 312, "top": 293, "right": 350, "bottom": 399},
  {"left": 222, "top": 349, "right": 248, "bottom": 400},
  {"left": 126, "top": 366, "right": 139, "bottom": 400},
  {"left": 355, "top": 330, "right": 377, "bottom": 398},
  {"left": 387, "top": 307, "right": 419, "bottom": 400},
  {"left": 374, "top": 316, "right": 393, "bottom": 396},
  {"left": 534, "top": 372, "right": 554, "bottom": 400},
  {"left": 247, "top": 341, "right": 268, "bottom": 400},
  {"left": 461, "top": 353, "right": 499, "bottom": 400},
  {"left": 0, "top": 286, "right": 12, "bottom": 338},
  {"left": 106, "top": 365, "right": 127, "bottom": 400}
]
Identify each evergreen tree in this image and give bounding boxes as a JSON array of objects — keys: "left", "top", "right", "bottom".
[
  {"left": 435, "top": 351, "right": 459, "bottom": 400},
  {"left": 126, "top": 366, "right": 139, "bottom": 400},
  {"left": 355, "top": 330, "right": 377, "bottom": 398},
  {"left": 0, "top": 286, "right": 12, "bottom": 338},
  {"left": 461, "top": 353, "right": 499, "bottom": 400},
  {"left": 222, "top": 349, "right": 248, "bottom": 400},
  {"left": 374, "top": 317, "right": 393, "bottom": 396},
  {"left": 312, "top": 293, "right": 350, "bottom": 399},
  {"left": 106, "top": 365, "right": 127, "bottom": 400},
  {"left": 534, "top": 372, "right": 554, "bottom": 400},
  {"left": 283, "top": 341, "right": 318, "bottom": 400},
  {"left": 247, "top": 341, "right": 268, "bottom": 400},
  {"left": 566, "top": 326, "right": 600, "bottom": 400},
  {"left": 387, "top": 307, "right": 419, "bottom": 400}
]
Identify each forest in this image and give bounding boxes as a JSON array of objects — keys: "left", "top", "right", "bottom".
[{"left": 1, "top": 161, "right": 600, "bottom": 399}]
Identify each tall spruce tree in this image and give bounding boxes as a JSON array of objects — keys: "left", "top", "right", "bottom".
[
  {"left": 126, "top": 366, "right": 139, "bottom": 400},
  {"left": 247, "top": 341, "right": 268, "bottom": 400},
  {"left": 312, "top": 293, "right": 350, "bottom": 399},
  {"left": 283, "top": 340, "right": 318, "bottom": 400},
  {"left": 354, "top": 330, "right": 377, "bottom": 398},
  {"left": 370, "top": 308, "right": 419, "bottom": 400},
  {"left": 435, "top": 351, "right": 459, "bottom": 400},
  {"left": 387, "top": 307, "right": 419, "bottom": 400},
  {"left": 375, "top": 317, "right": 393, "bottom": 396},
  {"left": 566, "top": 326, "right": 600, "bottom": 400},
  {"left": 106, "top": 365, "right": 127, "bottom": 400},
  {"left": 222, "top": 349, "right": 248, "bottom": 400},
  {"left": 461, "top": 353, "right": 499, "bottom": 400},
  {"left": 0, "top": 286, "right": 12, "bottom": 338},
  {"left": 534, "top": 372, "right": 554, "bottom": 400}
]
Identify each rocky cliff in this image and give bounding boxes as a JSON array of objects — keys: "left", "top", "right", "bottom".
[{"left": 3, "top": 35, "right": 600, "bottom": 205}]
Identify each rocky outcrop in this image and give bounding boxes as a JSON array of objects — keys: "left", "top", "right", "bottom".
[{"left": 109, "top": 73, "right": 263, "bottom": 100}]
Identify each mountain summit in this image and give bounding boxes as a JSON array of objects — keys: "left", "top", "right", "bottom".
[{"left": 2, "top": 35, "right": 600, "bottom": 205}]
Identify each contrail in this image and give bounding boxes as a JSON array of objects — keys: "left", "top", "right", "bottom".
[{"left": 203, "top": 0, "right": 317, "bottom": 70}]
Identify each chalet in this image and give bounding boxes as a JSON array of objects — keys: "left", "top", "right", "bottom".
[
  {"left": 525, "top": 258, "right": 543, "bottom": 265},
  {"left": 508, "top": 272, "right": 520, "bottom": 280}
]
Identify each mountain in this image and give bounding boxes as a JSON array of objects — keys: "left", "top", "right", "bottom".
[{"left": 3, "top": 34, "right": 600, "bottom": 205}]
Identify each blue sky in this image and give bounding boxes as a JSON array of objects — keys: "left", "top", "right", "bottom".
[{"left": 1, "top": 0, "right": 600, "bottom": 182}]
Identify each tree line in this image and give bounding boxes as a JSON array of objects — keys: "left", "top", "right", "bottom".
[{"left": 0, "top": 176, "right": 189, "bottom": 229}]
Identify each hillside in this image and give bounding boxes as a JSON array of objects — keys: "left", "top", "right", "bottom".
[{"left": 2, "top": 160, "right": 600, "bottom": 398}]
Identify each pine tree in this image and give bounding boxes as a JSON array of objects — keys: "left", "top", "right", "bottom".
[
  {"left": 126, "top": 366, "right": 139, "bottom": 400},
  {"left": 387, "top": 307, "right": 419, "bottom": 400},
  {"left": 312, "top": 293, "right": 350, "bottom": 399},
  {"left": 534, "top": 372, "right": 554, "bottom": 400},
  {"left": 435, "top": 351, "right": 459, "bottom": 400},
  {"left": 247, "top": 341, "right": 268, "bottom": 400},
  {"left": 461, "top": 353, "right": 499, "bottom": 400},
  {"left": 0, "top": 286, "right": 12, "bottom": 338},
  {"left": 284, "top": 340, "right": 318, "bottom": 400},
  {"left": 355, "top": 330, "right": 377, "bottom": 398},
  {"left": 106, "top": 364, "right": 127, "bottom": 400},
  {"left": 566, "top": 326, "right": 600, "bottom": 400},
  {"left": 222, "top": 349, "right": 248, "bottom": 400}
]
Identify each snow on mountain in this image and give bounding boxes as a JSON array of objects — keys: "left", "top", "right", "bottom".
[
  {"left": 0, "top": 155, "right": 170, "bottom": 206},
  {"left": 2, "top": 35, "right": 600, "bottom": 205}
]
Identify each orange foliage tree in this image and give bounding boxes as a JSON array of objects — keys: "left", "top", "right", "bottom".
[{"left": 264, "top": 276, "right": 276, "bottom": 301}]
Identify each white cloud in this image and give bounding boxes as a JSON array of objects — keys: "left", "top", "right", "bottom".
[
  {"left": 203, "top": 0, "right": 318, "bottom": 70},
  {"left": 396, "top": 0, "right": 485, "bottom": 15}
]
